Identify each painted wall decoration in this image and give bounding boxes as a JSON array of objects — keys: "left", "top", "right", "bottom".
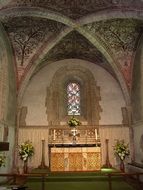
[
  {"left": 2, "top": 17, "right": 65, "bottom": 82},
  {"left": 84, "top": 19, "right": 143, "bottom": 87},
  {"left": 1, "top": 2, "right": 143, "bottom": 90}
]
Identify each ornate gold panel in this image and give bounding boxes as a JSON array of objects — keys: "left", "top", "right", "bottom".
[
  {"left": 51, "top": 153, "right": 64, "bottom": 171},
  {"left": 87, "top": 152, "right": 101, "bottom": 170},
  {"left": 69, "top": 153, "right": 82, "bottom": 171},
  {"left": 50, "top": 147, "right": 101, "bottom": 171}
]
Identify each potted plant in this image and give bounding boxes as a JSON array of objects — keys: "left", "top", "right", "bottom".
[
  {"left": 19, "top": 140, "right": 34, "bottom": 173},
  {"left": 0, "top": 154, "right": 6, "bottom": 168},
  {"left": 114, "top": 139, "right": 130, "bottom": 172},
  {"left": 68, "top": 116, "right": 81, "bottom": 127}
]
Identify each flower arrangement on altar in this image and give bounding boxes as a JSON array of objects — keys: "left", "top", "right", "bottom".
[
  {"left": 114, "top": 139, "right": 130, "bottom": 161},
  {"left": 0, "top": 154, "right": 6, "bottom": 167},
  {"left": 19, "top": 140, "right": 34, "bottom": 162},
  {"left": 68, "top": 116, "right": 81, "bottom": 127}
]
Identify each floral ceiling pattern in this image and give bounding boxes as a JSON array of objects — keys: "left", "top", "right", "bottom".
[
  {"left": 0, "top": 0, "right": 143, "bottom": 90},
  {"left": 83, "top": 19, "right": 143, "bottom": 87},
  {"left": 2, "top": 17, "right": 65, "bottom": 81},
  {"left": 40, "top": 31, "right": 115, "bottom": 77},
  {"left": 2, "top": 0, "right": 143, "bottom": 19}
]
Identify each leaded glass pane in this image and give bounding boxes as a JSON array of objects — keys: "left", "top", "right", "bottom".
[{"left": 67, "top": 82, "right": 80, "bottom": 115}]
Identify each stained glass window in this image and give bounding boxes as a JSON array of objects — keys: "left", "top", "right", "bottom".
[{"left": 67, "top": 82, "right": 80, "bottom": 115}]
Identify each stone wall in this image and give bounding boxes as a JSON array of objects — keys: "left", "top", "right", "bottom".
[{"left": 20, "top": 59, "right": 126, "bottom": 126}]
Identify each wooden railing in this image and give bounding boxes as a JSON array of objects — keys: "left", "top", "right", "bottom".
[{"left": 0, "top": 172, "right": 143, "bottom": 190}]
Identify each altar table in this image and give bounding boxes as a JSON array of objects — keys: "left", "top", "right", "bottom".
[{"left": 49, "top": 144, "right": 101, "bottom": 171}]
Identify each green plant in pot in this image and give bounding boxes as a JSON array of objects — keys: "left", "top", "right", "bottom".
[
  {"left": 0, "top": 154, "right": 6, "bottom": 168},
  {"left": 114, "top": 139, "right": 130, "bottom": 172},
  {"left": 19, "top": 140, "right": 34, "bottom": 173}
]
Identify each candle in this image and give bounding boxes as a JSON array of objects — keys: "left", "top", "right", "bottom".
[
  {"left": 95, "top": 129, "right": 98, "bottom": 140},
  {"left": 53, "top": 129, "right": 56, "bottom": 141}
]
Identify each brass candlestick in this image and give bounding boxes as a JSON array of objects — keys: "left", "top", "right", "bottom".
[
  {"left": 38, "top": 139, "right": 48, "bottom": 169},
  {"left": 104, "top": 139, "right": 112, "bottom": 168}
]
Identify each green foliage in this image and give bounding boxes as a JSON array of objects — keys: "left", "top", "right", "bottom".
[
  {"left": 0, "top": 154, "right": 6, "bottom": 167},
  {"left": 114, "top": 140, "right": 130, "bottom": 161},
  {"left": 68, "top": 116, "right": 81, "bottom": 127},
  {"left": 19, "top": 140, "right": 34, "bottom": 161}
]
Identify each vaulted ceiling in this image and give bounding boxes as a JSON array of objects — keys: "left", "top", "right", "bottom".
[{"left": 0, "top": 0, "right": 143, "bottom": 103}]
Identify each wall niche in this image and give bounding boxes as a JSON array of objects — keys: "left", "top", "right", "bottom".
[{"left": 45, "top": 65, "right": 102, "bottom": 126}]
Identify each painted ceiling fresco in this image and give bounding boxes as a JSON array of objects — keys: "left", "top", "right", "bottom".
[
  {"left": 0, "top": 0, "right": 143, "bottom": 90},
  {"left": 2, "top": 17, "right": 65, "bottom": 81},
  {"left": 2, "top": 0, "right": 143, "bottom": 19},
  {"left": 40, "top": 31, "right": 115, "bottom": 76},
  {"left": 84, "top": 19, "right": 143, "bottom": 87}
]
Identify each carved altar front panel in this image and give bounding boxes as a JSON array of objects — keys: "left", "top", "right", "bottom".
[{"left": 50, "top": 147, "right": 101, "bottom": 171}]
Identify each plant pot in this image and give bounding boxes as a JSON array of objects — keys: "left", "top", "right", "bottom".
[
  {"left": 120, "top": 160, "right": 125, "bottom": 172},
  {"left": 23, "top": 160, "right": 28, "bottom": 173}
]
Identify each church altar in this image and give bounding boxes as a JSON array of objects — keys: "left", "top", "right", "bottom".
[
  {"left": 18, "top": 125, "right": 130, "bottom": 169},
  {"left": 48, "top": 127, "right": 101, "bottom": 171},
  {"left": 49, "top": 144, "right": 101, "bottom": 171}
]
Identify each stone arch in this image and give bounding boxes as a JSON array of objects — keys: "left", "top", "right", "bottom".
[
  {"left": 131, "top": 34, "right": 143, "bottom": 122},
  {"left": 0, "top": 23, "right": 16, "bottom": 124},
  {"left": 1, "top": 7, "right": 143, "bottom": 27},
  {"left": 19, "top": 26, "right": 130, "bottom": 107},
  {"left": 78, "top": 9, "right": 143, "bottom": 25},
  {"left": 77, "top": 27, "right": 130, "bottom": 105},
  {"left": 18, "top": 27, "right": 73, "bottom": 105},
  {"left": 45, "top": 65, "right": 102, "bottom": 126},
  {"left": 0, "top": 22, "right": 16, "bottom": 171},
  {"left": 14, "top": 7, "right": 142, "bottom": 106},
  {"left": 0, "top": 7, "right": 75, "bottom": 27}
]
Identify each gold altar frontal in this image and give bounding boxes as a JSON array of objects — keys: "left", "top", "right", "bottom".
[{"left": 49, "top": 145, "right": 101, "bottom": 171}]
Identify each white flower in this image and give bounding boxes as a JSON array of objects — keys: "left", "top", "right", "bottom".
[
  {"left": 19, "top": 141, "right": 34, "bottom": 161},
  {"left": 114, "top": 140, "right": 130, "bottom": 161}
]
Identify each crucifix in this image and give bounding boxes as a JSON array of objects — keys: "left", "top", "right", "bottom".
[{"left": 69, "top": 128, "right": 80, "bottom": 144}]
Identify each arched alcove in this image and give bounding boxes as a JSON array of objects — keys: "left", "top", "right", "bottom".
[{"left": 45, "top": 65, "right": 102, "bottom": 126}]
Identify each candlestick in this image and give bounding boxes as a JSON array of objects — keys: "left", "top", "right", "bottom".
[
  {"left": 104, "top": 139, "right": 112, "bottom": 168},
  {"left": 95, "top": 129, "right": 98, "bottom": 140},
  {"left": 53, "top": 129, "right": 56, "bottom": 141},
  {"left": 38, "top": 139, "right": 48, "bottom": 169}
]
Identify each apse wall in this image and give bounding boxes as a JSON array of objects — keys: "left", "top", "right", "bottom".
[{"left": 21, "top": 59, "right": 125, "bottom": 126}]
